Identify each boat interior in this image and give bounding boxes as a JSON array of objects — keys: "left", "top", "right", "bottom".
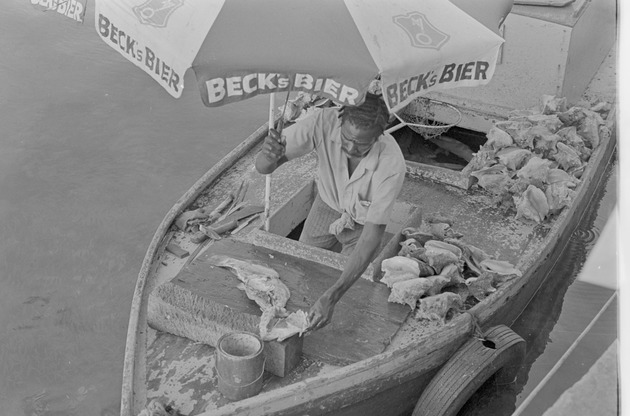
[{"left": 139, "top": 116, "right": 558, "bottom": 414}]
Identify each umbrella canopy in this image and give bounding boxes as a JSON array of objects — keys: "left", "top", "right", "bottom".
[{"left": 95, "top": 0, "right": 504, "bottom": 113}]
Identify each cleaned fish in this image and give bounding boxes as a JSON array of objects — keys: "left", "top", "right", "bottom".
[
  {"left": 260, "top": 309, "right": 309, "bottom": 342},
  {"left": 208, "top": 255, "right": 290, "bottom": 312},
  {"left": 207, "top": 255, "right": 310, "bottom": 342}
]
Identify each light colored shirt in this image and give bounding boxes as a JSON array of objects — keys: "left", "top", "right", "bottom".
[{"left": 284, "top": 108, "right": 406, "bottom": 225}]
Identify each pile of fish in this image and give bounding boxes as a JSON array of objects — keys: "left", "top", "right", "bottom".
[
  {"left": 208, "top": 255, "right": 308, "bottom": 342},
  {"left": 382, "top": 216, "right": 521, "bottom": 324},
  {"left": 463, "top": 95, "right": 611, "bottom": 223}
]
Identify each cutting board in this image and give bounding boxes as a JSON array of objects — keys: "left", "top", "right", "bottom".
[{"left": 149, "top": 238, "right": 410, "bottom": 365}]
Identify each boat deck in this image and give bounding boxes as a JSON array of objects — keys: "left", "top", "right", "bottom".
[
  {"left": 139, "top": 136, "right": 562, "bottom": 414},
  {"left": 398, "top": 174, "right": 542, "bottom": 265}
]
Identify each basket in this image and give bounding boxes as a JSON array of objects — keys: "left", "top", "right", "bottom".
[{"left": 393, "top": 98, "right": 462, "bottom": 139}]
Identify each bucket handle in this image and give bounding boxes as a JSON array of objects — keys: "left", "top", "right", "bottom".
[{"left": 216, "top": 358, "right": 266, "bottom": 389}]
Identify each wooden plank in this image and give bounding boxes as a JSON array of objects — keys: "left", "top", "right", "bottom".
[
  {"left": 150, "top": 238, "right": 410, "bottom": 366},
  {"left": 265, "top": 335, "right": 305, "bottom": 378},
  {"left": 165, "top": 243, "right": 189, "bottom": 259},
  {"left": 267, "top": 180, "right": 315, "bottom": 237}
]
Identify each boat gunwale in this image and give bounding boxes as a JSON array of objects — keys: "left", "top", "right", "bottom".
[{"left": 123, "top": 106, "right": 616, "bottom": 416}]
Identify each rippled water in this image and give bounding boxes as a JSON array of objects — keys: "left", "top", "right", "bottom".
[{"left": 1, "top": 3, "right": 267, "bottom": 414}]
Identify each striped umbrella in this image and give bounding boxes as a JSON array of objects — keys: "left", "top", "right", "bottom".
[{"left": 95, "top": 0, "right": 505, "bottom": 113}]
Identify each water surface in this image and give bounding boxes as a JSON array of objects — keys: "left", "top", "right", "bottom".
[{"left": 1, "top": 3, "right": 267, "bottom": 414}]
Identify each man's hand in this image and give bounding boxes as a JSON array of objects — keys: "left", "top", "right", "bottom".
[
  {"left": 262, "top": 129, "right": 285, "bottom": 161},
  {"left": 307, "top": 293, "right": 335, "bottom": 332},
  {"left": 255, "top": 128, "right": 288, "bottom": 174},
  {"left": 306, "top": 223, "right": 386, "bottom": 332}
]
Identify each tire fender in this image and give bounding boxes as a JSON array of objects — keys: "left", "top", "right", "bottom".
[{"left": 413, "top": 324, "right": 525, "bottom": 416}]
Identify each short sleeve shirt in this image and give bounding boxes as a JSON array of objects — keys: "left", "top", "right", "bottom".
[{"left": 283, "top": 108, "right": 406, "bottom": 225}]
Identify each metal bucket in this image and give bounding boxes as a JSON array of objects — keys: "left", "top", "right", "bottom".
[{"left": 215, "top": 331, "right": 265, "bottom": 401}]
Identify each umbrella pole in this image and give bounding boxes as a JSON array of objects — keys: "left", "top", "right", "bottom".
[
  {"left": 264, "top": 90, "right": 291, "bottom": 232},
  {"left": 264, "top": 93, "right": 275, "bottom": 231}
]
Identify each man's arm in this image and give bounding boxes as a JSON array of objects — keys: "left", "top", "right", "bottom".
[{"left": 307, "top": 221, "right": 386, "bottom": 331}]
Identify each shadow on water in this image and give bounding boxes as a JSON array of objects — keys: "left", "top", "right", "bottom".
[{"left": 457, "top": 152, "right": 617, "bottom": 416}]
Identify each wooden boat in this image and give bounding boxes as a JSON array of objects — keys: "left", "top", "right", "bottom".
[{"left": 121, "top": 14, "right": 617, "bottom": 416}]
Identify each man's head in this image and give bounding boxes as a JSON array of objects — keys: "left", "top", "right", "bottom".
[{"left": 338, "top": 93, "right": 390, "bottom": 159}]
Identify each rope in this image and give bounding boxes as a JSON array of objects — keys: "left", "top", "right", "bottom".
[{"left": 464, "top": 311, "right": 485, "bottom": 340}]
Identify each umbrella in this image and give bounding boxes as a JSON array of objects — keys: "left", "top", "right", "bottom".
[
  {"left": 32, "top": 0, "right": 88, "bottom": 23},
  {"left": 95, "top": 0, "right": 504, "bottom": 113},
  {"left": 94, "top": 0, "right": 506, "bottom": 226}
]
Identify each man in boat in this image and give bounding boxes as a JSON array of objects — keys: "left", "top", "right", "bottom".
[{"left": 255, "top": 93, "right": 406, "bottom": 331}]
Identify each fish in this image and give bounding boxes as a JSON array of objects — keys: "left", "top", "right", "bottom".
[
  {"left": 260, "top": 309, "right": 309, "bottom": 342},
  {"left": 207, "top": 255, "right": 308, "bottom": 342},
  {"left": 207, "top": 255, "right": 290, "bottom": 312}
]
